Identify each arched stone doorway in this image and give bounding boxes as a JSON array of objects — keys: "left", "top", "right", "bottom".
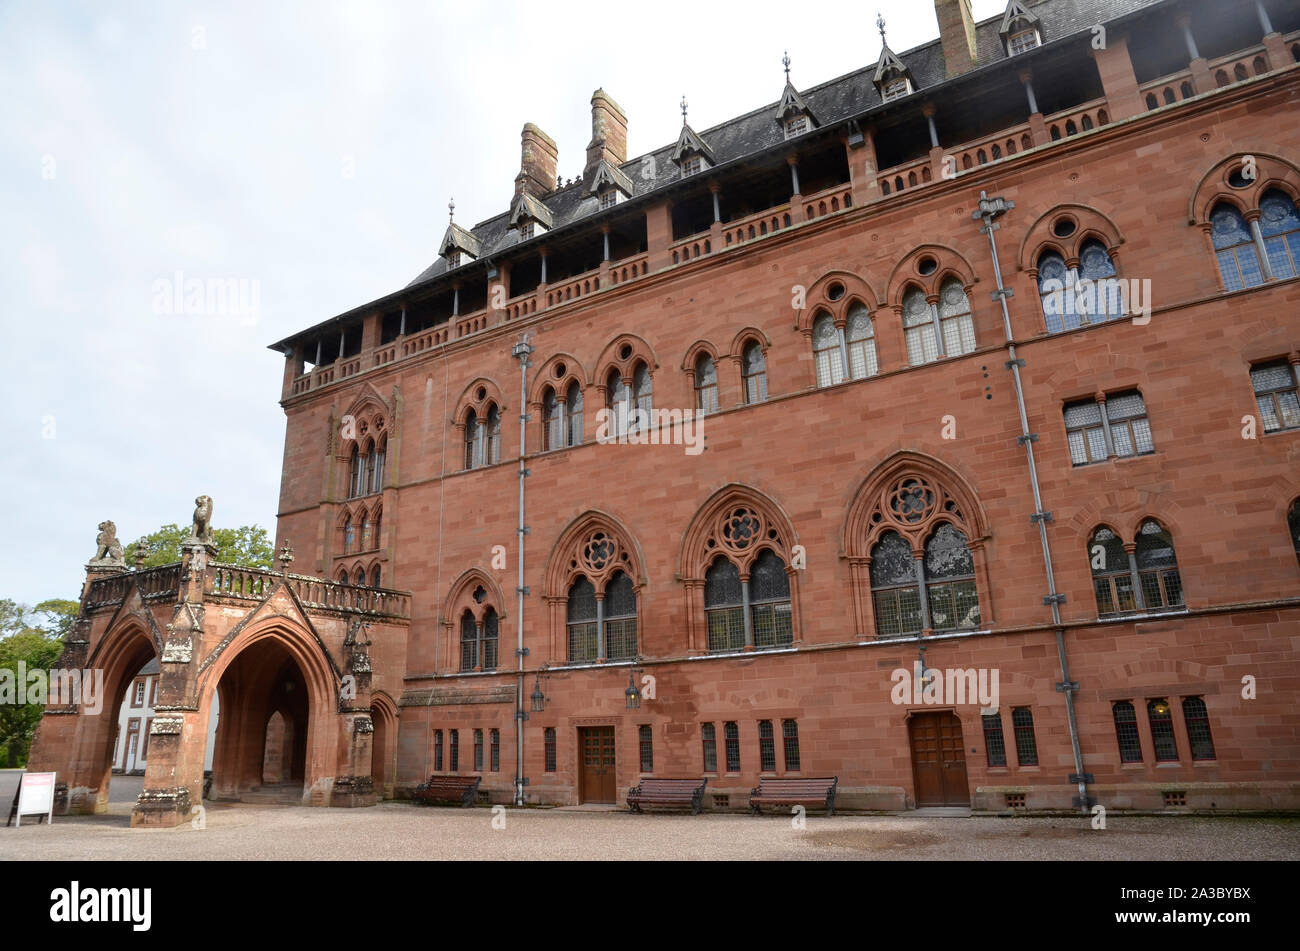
[
  {"left": 80, "top": 623, "right": 159, "bottom": 814},
  {"left": 207, "top": 636, "right": 315, "bottom": 804},
  {"left": 369, "top": 695, "right": 397, "bottom": 800}
]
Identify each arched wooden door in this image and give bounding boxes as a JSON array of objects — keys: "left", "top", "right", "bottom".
[{"left": 908, "top": 711, "right": 970, "bottom": 807}]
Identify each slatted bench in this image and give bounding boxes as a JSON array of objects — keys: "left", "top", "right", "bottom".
[
  {"left": 413, "top": 774, "right": 481, "bottom": 807},
  {"left": 750, "top": 777, "right": 838, "bottom": 816},
  {"left": 627, "top": 777, "right": 708, "bottom": 815}
]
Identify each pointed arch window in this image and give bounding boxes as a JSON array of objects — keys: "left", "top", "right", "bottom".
[
  {"left": 566, "top": 382, "right": 583, "bottom": 446},
  {"left": 1259, "top": 189, "right": 1300, "bottom": 279},
  {"left": 485, "top": 404, "right": 501, "bottom": 465},
  {"left": 845, "top": 303, "right": 878, "bottom": 379},
  {"left": 1135, "top": 519, "right": 1184, "bottom": 610},
  {"left": 1038, "top": 241, "right": 1124, "bottom": 332},
  {"left": 742, "top": 342, "right": 768, "bottom": 404},
  {"left": 370, "top": 565, "right": 382, "bottom": 587},
  {"left": 1210, "top": 202, "right": 1266, "bottom": 291},
  {"left": 482, "top": 606, "right": 499, "bottom": 670},
  {"left": 937, "top": 279, "right": 976, "bottom": 358},
  {"left": 923, "top": 524, "right": 980, "bottom": 632},
  {"left": 343, "top": 515, "right": 356, "bottom": 554},
  {"left": 348, "top": 446, "right": 364, "bottom": 499},
  {"left": 632, "top": 363, "right": 653, "bottom": 431},
  {"left": 460, "top": 610, "right": 478, "bottom": 671},
  {"left": 464, "top": 413, "right": 480, "bottom": 470},
  {"left": 812, "top": 313, "right": 844, "bottom": 387},
  {"left": 870, "top": 531, "right": 923, "bottom": 637},
  {"left": 603, "top": 571, "right": 638, "bottom": 660},
  {"left": 1089, "top": 527, "right": 1136, "bottom": 617},
  {"left": 749, "top": 550, "right": 793, "bottom": 648},
  {"left": 353, "top": 567, "right": 366, "bottom": 585},
  {"left": 1290, "top": 500, "right": 1300, "bottom": 569},
  {"left": 369, "top": 441, "right": 385, "bottom": 494},
  {"left": 902, "top": 287, "right": 940, "bottom": 366},
  {"left": 365, "top": 448, "right": 377, "bottom": 495},
  {"left": 361, "top": 513, "right": 373, "bottom": 551},
  {"left": 566, "top": 577, "right": 599, "bottom": 663},
  {"left": 704, "top": 558, "right": 745, "bottom": 652},
  {"left": 606, "top": 371, "right": 629, "bottom": 437},
  {"left": 695, "top": 354, "right": 720, "bottom": 414},
  {"left": 543, "top": 388, "right": 562, "bottom": 451}
]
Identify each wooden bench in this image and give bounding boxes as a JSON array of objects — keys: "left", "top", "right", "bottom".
[
  {"left": 750, "top": 777, "right": 838, "bottom": 816},
  {"left": 413, "top": 774, "right": 481, "bottom": 807},
  {"left": 627, "top": 778, "right": 708, "bottom": 815}
]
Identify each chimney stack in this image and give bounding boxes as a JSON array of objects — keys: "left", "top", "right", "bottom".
[
  {"left": 935, "top": 0, "right": 979, "bottom": 78},
  {"left": 516, "top": 123, "right": 558, "bottom": 199},
  {"left": 586, "top": 88, "right": 628, "bottom": 173}
]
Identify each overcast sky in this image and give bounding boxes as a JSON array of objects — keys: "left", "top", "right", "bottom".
[{"left": 0, "top": 0, "right": 1009, "bottom": 604}]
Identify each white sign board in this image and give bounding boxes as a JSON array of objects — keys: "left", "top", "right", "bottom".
[{"left": 15, "top": 771, "right": 56, "bottom": 826}]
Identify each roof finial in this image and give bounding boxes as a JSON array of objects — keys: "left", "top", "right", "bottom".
[
  {"left": 877, "top": 12, "right": 887, "bottom": 45},
  {"left": 782, "top": 50, "right": 791, "bottom": 81},
  {"left": 680, "top": 94, "right": 689, "bottom": 126},
  {"left": 448, "top": 197, "right": 455, "bottom": 223}
]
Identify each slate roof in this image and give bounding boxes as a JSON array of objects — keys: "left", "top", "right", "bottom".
[{"left": 272, "top": 0, "right": 1170, "bottom": 348}]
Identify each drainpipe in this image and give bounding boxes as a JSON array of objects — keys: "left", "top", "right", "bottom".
[
  {"left": 974, "top": 192, "right": 1091, "bottom": 815},
  {"left": 511, "top": 335, "right": 534, "bottom": 807}
]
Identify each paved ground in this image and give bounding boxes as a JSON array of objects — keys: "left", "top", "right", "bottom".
[{"left": 2, "top": 770, "right": 1297, "bottom": 860}]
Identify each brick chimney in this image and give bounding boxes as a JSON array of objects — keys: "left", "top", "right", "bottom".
[
  {"left": 586, "top": 88, "right": 628, "bottom": 172},
  {"left": 516, "top": 123, "right": 558, "bottom": 199},
  {"left": 935, "top": 0, "right": 979, "bottom": 78}
]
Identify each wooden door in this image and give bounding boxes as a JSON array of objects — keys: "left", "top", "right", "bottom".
[
  {"left": 578, "top": 727, "right": 616, "bottom": 803},
  {"left": 908, "top": 712, "right": 970, "bottom": 807}
]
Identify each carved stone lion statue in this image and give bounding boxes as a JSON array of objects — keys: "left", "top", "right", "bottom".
[
  {"left": 191, "top": 495, "right": 214, "bottom": 545},
  {"left": 91, "top": 520, "right": 124, "bottom": 565}
]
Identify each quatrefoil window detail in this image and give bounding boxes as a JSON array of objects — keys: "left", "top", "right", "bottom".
[
  {"left": 889, "top": 478, "right": 937, "bottom": 524},
  {"left": 721, "top": 507, "right": 763, "bottom": 551},
  {"left": 582, "top": 532, "right": 617, "bottom": 572}
]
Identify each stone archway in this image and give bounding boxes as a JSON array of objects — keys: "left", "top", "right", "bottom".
[{"left": 197, "top": 621, "right": 338, "bottom": 808}]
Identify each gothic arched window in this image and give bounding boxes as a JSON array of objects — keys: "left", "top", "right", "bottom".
[
  {"left": 695, "top": 354, "right": 720, "bottom": 414},
  {"left": 603, "top": 571, "right": 638, "bottom": 660},
  {"left": 1259, "top": 189, "right": 1300, "bottom": 279},
  {"left": 360, "top": 513, "right": 373, "bottom": 551},
  {"left": 1089, "top": 526, "right": 1135, "bottom": 617},
  {"left": 460, "top": 610, "right": 478, "bottom": 671},
  {"left": 1290, "top": 500, "right": 1300, "bottom": 569},
  {"left": 937, "top": 278, "right": 976, "bottom": 358},
  {"left": 749, "top": 549, "right": 792, "bottom": 648},
  {"left": 566, "top": 381, "right": 583, "bottom": 446},
  {"left": 566, "top": 577, "right": 598, "bottom": 663},
  {"left": 1135, "top": 519, "right": 1184, "bottom": 610},
  {"left": 464, "top": 413, "right": 480, "bottom": 470},
  {"left": 632, "top": 362, "right": 653, "bottom": 431},
  {"left": 845, "top": 303, "right": 878, "bottom": 379},
  {"left": 923, "top": 524, "right": 979, "bottom": 632},
  {"left": 369, "top": 440, "right": 385, "bottom": 494},
  {"left": 606, "top": 370, "right": 629, "bottom": 437},
  {"left": 742, "top": 342, "right": 767, "bottom": 404},
  {"left": 343, "top": 516, "right": 356, "bottom": 554},
  {"left": 348, "top": 446, "right": 363, "bottom": 499},
  {"left": 902, "top": 287, "right": 938, "bottom": 366},
  {"left": 704, "top": 557, "right": 744, "bottom": 652},
  {"left": 485, "top": 404, "right": 501, "bottom": 465},
  {"left": 543, "top": 387, "right": 561, "bottom": 451},
  {"left": 812, "top": 312, "right": 843, "bottom": 387},
  {"left": 370, "top": 565, "right": 382, "bottom": 588},
  {"left": 482, "top": 606, "right": 499, "bottom": 670},
  {"left": 1210, "top": 202, "right": 1265, "bottom": 291},
  {"left": 870, "top": 531, "right": 921, "bottom": 638}
]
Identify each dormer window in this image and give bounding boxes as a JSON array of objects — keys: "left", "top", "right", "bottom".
[
  {"left": 1008, "top": 27, "right": 1040, "bottom": 55},
  {"left": 519, "top": 221, "right": 535, "bottom": 240},
  {"left": 881, "top": 77, "right": 912, "bottom": 102},
  {"left": 599, "top": 189, "right": 618, "bottom": 210},
  {"left": 682, "top": 155, "right": 703, "bottom": 177},
  {"left": 447, "top": 251, "right": 461, "bottom": 269},
  {"left": 784, "top": 115, "right": 808, "bottom": 139}
]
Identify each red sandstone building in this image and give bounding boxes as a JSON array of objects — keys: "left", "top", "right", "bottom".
[{"left": 32, "top": 0, "right": 1300, "bottom": 824}]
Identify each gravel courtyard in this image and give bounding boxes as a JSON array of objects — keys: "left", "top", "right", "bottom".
[{"left": 3, "top": 772, "right": 1297, "bottom": 861}]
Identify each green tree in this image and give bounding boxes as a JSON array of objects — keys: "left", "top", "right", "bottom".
[
  {"left": 0, "top": 599, "right": 72, "bottom": 767},
  {"left": 137, "top": 523, "right": 274, "bottom": 569}
]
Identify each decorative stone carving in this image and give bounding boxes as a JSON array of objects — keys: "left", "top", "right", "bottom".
[
  {"left": 150, "top": 716, "right": 184, "bottom": 735},
  {"left": 187, "top": 495, "right": 214, "bottom": 547},
  {"left": 89, "top": 520, "right": 125, "bottom": 567}
]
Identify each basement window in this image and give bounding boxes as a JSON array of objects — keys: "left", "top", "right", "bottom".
[{"left": 1008, "top": 28, "right": 1041, "bottom": 56}]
